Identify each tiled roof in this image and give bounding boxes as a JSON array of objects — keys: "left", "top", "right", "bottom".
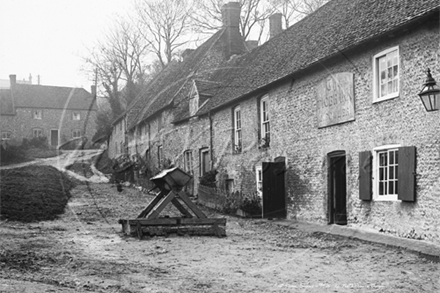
[
  {"left": 12, "top": 84, "right": 97, "bottom": 111},
  {"left": 0, "top": 89, "right": 14, "bottom": 115},
  {"left": 196, "top": 0, "right": 440, "bottom": 115},
  {"left": 126, "top": 27, "right": 247, "bottom": 130}
]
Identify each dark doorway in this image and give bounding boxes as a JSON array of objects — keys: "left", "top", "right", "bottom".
[
  {"left": 50, "top": 130, "right": 58, "bottom": 147},
  {"left": 262, "top": 161, "right": 287, "bottom": 219},
  {"left": 328, "top": 151, "right": 347, "bottom": 225}
]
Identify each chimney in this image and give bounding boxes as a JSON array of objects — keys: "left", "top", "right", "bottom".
[
  {"left": 37, "top": 75, "right": 41, "bottom": 85},
  {"left": 9, "top": 74, "right": 16, "bottom": 88},
  {"left": 245, "top": 40, "right": 258, "bottom": 51},
  {"left": 221, "top": 2, "right": 244, "bottom": 58},
  {"left": 269, "top": 13, "right": 283, "bottom": 39},
  {"left": 222, "top": 2, "right": 240, "bottom": 29},
  {"left": 91, "top": 85, "right": 97, "bottom": 98},
  {"left": 182, "top": 48, "right": 195, "bottom": 60},
  {"left": 29, "top": 73, "right": 32, "bottom": 84}
]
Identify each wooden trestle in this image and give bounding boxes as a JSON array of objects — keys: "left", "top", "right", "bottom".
[{"left": 120, "top": 189, "right": 226, "bottom": 238}]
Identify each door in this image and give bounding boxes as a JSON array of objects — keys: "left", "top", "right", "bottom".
[
  {"left": 262, "top": 162, "right": 286, "bottom": 219},
  {"left": 328, "top": 152, "right": 347, "bottom": 225},
  {"left": 50, "top": 130, "right": 58, "bottom": 147}
]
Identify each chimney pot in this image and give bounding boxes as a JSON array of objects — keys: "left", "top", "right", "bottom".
[
  {"left": 222, "top": 2, "right": 240, "bottom": 29},
  {"left": 269, "top": 13, "right": 283, "bottom": 39},
  {"left": 29, "top": 73, "right": 32, "bottom": 84},
  {"left": 245, "top": 40, "right": 258, "bottom": 51},
  {"left": 9, "top": 74, "right": 16, "bottom": 87},
  {"left": 91, "top": 85, "right": 97, "bottom": 98}
]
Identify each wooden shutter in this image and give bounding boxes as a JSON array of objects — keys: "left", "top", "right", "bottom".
[
  {"left": 398, "top": 146, "right": 416, "bottom": 202},
  {"left": 359, "top": 151, "right": 372, "bottom": 200}
]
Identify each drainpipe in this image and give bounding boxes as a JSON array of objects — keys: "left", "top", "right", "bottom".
[{"left": 209, "top": 111, "right": 214, "bottom": 170}]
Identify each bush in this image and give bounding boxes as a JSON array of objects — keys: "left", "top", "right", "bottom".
[
  {"left": 199, "top": 169, "right": 218, "bottom": 188},
  {"left": 22, "top": 136, "right": 48, "bottom": 149},
  {"left": 239, "top": 196, "right": 262, "bottom": 216},
  {"left": 0, "top": 143, "right": 26, "bottom": 165}
]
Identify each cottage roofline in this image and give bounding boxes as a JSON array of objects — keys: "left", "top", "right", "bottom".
[{"left": 200, "top": 6, "right": 440, "bottom": 115}]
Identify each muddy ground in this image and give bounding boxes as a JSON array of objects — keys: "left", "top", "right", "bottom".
[{"left": 1, "top": 182, "right": 439, "bottom": 293}]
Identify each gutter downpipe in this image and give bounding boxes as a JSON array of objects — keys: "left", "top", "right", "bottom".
[{"left": 209, "top": 111, "right": 214, "bottom": 170}]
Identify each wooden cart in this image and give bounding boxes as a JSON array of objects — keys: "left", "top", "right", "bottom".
[{"left": 119, "top": 167, "right": 226, "bottom": 238}]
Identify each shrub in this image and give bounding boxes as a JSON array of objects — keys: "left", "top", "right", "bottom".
[
  {"left": 199, "top": 169, "right": 218, "bottom": 188},
  {"left": 239, "top": 195, "right": 262, "bottom": 216},
  {"left": 0, "top": 143, "right": 26, "bottom": 165},
  {"left": 22, "top": 136, "right": 48, "bottom": 149}
]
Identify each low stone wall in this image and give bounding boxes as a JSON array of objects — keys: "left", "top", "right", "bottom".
[{"left": 197, "top": 185, "right": 226, "bottom": 210}]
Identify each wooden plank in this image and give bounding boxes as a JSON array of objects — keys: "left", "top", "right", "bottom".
[
  {"left": 177, "top": 190, "right": 207, "bottom": 218},
  {"left": 146, "top": 191, "right": 176, "bottom": 219},
  {"left": 136, "top": 221, "right": 143, "bottom": 240},
  {"left": 359, "top": 151, "right": 373, "bottom": 200},
  {"left": 140, "top": 226, "right": 226, "bottom": 237},
  {"left": 137, "top": 191, "right": 166, "bottom": 218},
  {"left": 126, "top": 217, "right": 226, "bottom": 226},
  {"left": 171, "top": 198, "right": 193, "bottom": 218},
  {"left": 398, "top": 146, "right": 416, "bottom": 202}
]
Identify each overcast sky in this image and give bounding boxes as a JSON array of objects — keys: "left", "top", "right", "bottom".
[{"left": 0, "top": 0, "right": 131, "bottom": 89}]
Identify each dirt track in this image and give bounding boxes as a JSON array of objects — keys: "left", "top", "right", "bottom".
[{"left": 1, "top": 182, "right": 439, "bottom": 293}]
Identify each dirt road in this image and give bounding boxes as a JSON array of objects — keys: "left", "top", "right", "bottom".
[{"left": 1, "top": 181, "right": 439, "bottom": 293}]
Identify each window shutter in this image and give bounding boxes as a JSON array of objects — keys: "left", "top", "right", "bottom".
[
  {"left": 398, "top": 146, "right": 416, "bottom": 202},
  {"left": 359, "top": 151, "right": 372, "bottom": 200}
]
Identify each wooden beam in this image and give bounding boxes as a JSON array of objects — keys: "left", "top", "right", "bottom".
[
  {"left": 146, "top": 191, "right": 176, "bottom": 219},
  {"left": 177, "top": 190, "right": 207, "bottom": 218},
  {"left": 137, "top": 191, "right": 166, "bottom": 218},
  {"left": 171, "top": 198, "right": 193, "bottom": 218},
  {"left": 126, "top": 217, "right": 226, "bottom": 226}
]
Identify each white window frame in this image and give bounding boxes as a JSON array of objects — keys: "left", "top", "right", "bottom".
[
  {"left": 33, "top": 109, "right": 42, "bottom": 119},
  {"left": 256, "top": 165, "right": 262, "bottom": 197},
  {"left": 1, "top": 131, "right": 11, "bottom": 141},
  {"left": 373, "top": 46, "right": 400, "bottom": 103},
  {"left": 184, "top": 150, "right": 193, "bottom": 174},
  {"left": 32, "top": 128, "right": 43, "bottom": 137},
  {"left": 200, "top": 148, "right": 210, "bottom": 176},
  {"left": 72, "top": 111, "right": 81, "bottom": 120},
  {"left": 260, "top": 95, "right": 270, "bottom": 144},
  {"left": 372, "top": 144, "right": 400, "bottom": 201},
  {"left": 233, "top": 106, "right": 242, "bottom": 152},
  {"left": 72, "top": 129, "right": 81, "bottom": 138}
]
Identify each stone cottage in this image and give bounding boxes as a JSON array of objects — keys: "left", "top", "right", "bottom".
[
  {"left": 111, "top": 0, "right": 440, "bottom": 243},
  {"left": 0, "top": 74, "right": 97, "bottom": 147}
]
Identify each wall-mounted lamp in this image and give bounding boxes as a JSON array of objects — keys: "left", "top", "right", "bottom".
[{"left": 418, "top": 68, "right": 439, "bottom": 112}]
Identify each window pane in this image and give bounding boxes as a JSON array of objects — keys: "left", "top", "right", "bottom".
[
  {"left": 379, "top": 182, "right": 384, "bottom": 195},
  {"left": 393, "top": 65, "right": 398, "bottom": 77},
  {"left": 380, "top": 70, "right": 386, "bottom": 83},
  {"left": 379, "top": 153, "right": 383, "bottom": 165},
  {"left": 379, "top": 168, "right": 384, "bottom": 180},
  {"left": 389, "top": 181, "right": 394, "bottom": 194},
  {"left": 395, "top": 152, "right": 398, "bottom": 164},
  {"left": 395, "top": 181, "right": 398, "bottom": 195},
  {"left": 381, "top": 84, "right": 387, "bottom": 97},
  {"left": 389, "top": 166, "right": 394, "bottom": 179}
]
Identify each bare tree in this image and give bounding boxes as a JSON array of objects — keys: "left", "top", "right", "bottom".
[
  {"left": 190, "top": 0, "right": 275, "bottom": 42},
  {"left": 135, "top": 0, "right": 194, "bottom": 70},
  {"left": 269, "top": 0, "right": 329, "bottom": 28},
  {"left": 84, "top": 19, "right": 149, "bottom": 114}
]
